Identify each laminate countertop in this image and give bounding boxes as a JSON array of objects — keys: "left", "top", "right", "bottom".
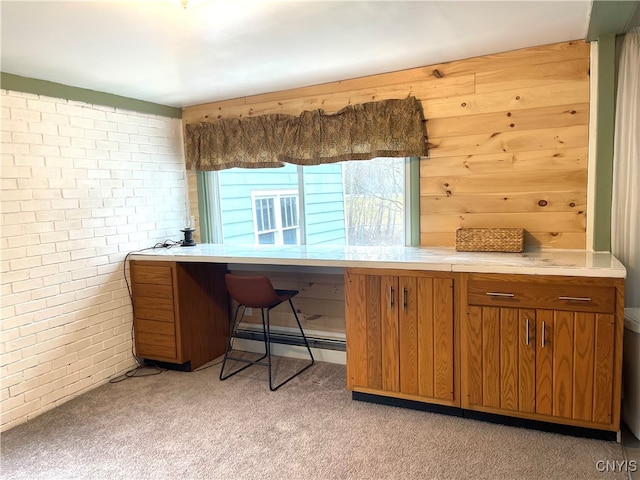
[{"left": 129, "top": 244, "right": 626, "bottom": 278}]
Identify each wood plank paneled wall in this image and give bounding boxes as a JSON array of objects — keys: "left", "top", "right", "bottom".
[
  {"left": 183, "top": 40, "right": 590, "bottom": 249},
  {"left": 228, "top": 269, "right": 346, "bottom": 339}
]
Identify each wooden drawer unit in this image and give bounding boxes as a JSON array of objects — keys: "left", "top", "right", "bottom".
[
  {"left": 131, "top": 263, "right": 179, "bottom": 362},
  {"left": 461, "top": 273, "right": 624, "bottom": 432},
  {"left": 130, "top": 260, "right": 229, "bottom": 371}
]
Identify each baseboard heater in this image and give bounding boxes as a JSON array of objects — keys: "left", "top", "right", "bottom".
[
  {"left": 352, "top": 392, "right": 617, "bottom": 441},
  {"left": 234, "top": 328, "right": 346, "bottom": 352}
]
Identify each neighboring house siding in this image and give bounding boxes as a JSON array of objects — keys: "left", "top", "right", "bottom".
[
  {"left": 302, "top": 164, "right": 346, "bottom": 246},
  {"left": 217, "top": 163, "right": 346, "bottom": 245},
  {"left": 219, "top": 164, "right": 299, "bottom": 243}
]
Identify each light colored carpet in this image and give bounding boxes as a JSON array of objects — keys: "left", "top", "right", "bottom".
[{"left": 0, "top": 358, "right": 627, "bottom": 480}]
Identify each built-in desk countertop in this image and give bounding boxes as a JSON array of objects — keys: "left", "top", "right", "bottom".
[
  {"left": 129, "top": 243, "right": 627, "bottom": 437},
  {"left": 129, "top": 244, "right": 626, "bottom": 278}
]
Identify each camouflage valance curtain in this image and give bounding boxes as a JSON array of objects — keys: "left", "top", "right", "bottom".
[{"left": 185, "top": 96, "right": 428, "bottom": 171}]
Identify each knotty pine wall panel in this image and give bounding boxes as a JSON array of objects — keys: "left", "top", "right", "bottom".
[
  {"left": 183, "top": 40, "right": 590, "bottom": 249},
  {"left": 227, "top": 269, "right": 346, "bottom": 338}
]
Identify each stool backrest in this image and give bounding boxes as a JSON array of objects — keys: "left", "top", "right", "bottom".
[{"left": 224, "top": 274, "right": 282, "bottom": 308}]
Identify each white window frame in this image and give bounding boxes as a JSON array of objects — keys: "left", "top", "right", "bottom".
[{"left": 250, "top": 190, "right": 300, "bottom": 245}]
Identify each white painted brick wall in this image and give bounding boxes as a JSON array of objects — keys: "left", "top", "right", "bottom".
[{"left": 1, "top": 90, "right": 189, "bottom": 432}]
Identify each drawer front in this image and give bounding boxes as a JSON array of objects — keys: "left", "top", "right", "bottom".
[
  {"left": 133, "top": 295, "right": 175, "bottom": 322},
  {"left": 135, "top": 318, "right": 176, "bottom": 346},
  {"left": 131, "top": 283, "right": 173, "bottom": 301},
  {"left": 135, "top": 318, "right": 178, "bottom": 361},
  {"left": 135, "top": 341, "right": 177, "bottom": 361},
  {"left": 468, "top": 280, "right": 615, "bottom": 313},
  {"left": 131, "top": 265, "right": 173, "bottom": 286}
]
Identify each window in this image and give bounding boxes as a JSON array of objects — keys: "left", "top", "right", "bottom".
[
  {"left": 200, "top": 157, "right": 417, "bottom": 246},
  {"left": 252, "top": 192, "right": 300, "bottom": 245},
  {"left": 343, "top": 157, "right": 405, "bottom": 246},
  {"left": 280, "top": 194, "right": 299, "bottom": 244}
]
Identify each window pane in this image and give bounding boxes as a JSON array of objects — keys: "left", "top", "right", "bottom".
[
  {"left": 280, "top": 197, "right": 289, "bottom": 228},
  {"left": 212, "top": 157, "right": 406, "bottom": 246},
  {"left": 264, "top": 197, "right": 275, "bottom": 231},
  {"left": 280, "top": 196, "right": 298, "bottom": 229},
  {"left": 283, "top": 228, "right": 298, "bottom": 245},
  {"left": 255, "top": 196, "right": 277, "bottom": 233},
  {"left": 255, "top": 198, "right": 264, "bottom": 231},
  {"left": 343, "top": 157, "right": 404, "bottom": 246},
  {"left": 299, "top": 163, "right": 348, "bottom": 246},
  {"left": 258, "top": 232, "right": 275, "bottom": 244}
]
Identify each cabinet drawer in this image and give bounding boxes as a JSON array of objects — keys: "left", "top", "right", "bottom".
[
  {"left": 131, "top": 283, "right": 173, "bottom": 301},
  {"left": 135, "top": 319, "right": 177, "bottom": 361},
  {"left": 135, "top": 318, "right": 176, "bottom": 345},
  {"left": 131, "top": 265, "right": 173, "bottom": 286},
  {"left": 133, "top": 295, "right": 175, "bottom": 322},
  {"left": 468, "top": 280, "right": 615, "bottom": 314},
  {"left": 135, "top": 342, "right": 177, "bottom": 361}
]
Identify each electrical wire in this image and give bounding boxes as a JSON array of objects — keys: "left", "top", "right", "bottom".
[{"left": 109, "top": 240, "right": 183, "bottom": 383}]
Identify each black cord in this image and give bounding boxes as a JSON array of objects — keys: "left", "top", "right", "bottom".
[
  {"left": 109, "top": 240, "right": 182, "bottom": 383},
  {"left": 109, "top": 365, "right": 164, "bottom": 383}
]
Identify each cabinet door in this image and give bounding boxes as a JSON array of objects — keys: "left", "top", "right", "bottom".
[
  {"left": 346, "top": 269, "right": 455, "bottom": 404},
  {"left": 399, "top": 276, "right": 418, "bottom": 395},
  {"left": 345, "top": 271, "right": 399, "bottom": 392},
  {"left": 466, "top": 306, "right": 506, "bottom": 409},
  {"left": 518, "top": 309, "right": 536, "bottom": 413},
  {"left": 467, "top": 306, "right": 540, "bottom": 412},
  {"left": 392, "top": 275, "right": 454, "bottom": 401},
  {"left": 465, "top": 305, "right": 615, "bottom": 426},
  {"left": 544, "top": 310, "right": 615, "bottom": 424},
  {"left": 345, "top": 270, "right": 381, "bottom": 391},
  {"left": 381, "top": 275, "right": 399, "bottom": 392}
]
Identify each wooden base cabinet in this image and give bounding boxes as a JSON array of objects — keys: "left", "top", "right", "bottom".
[
  {"left": 461, "top": 273, "right": 624, "bottom": 431},
  {"left": 345, "top": 268, "right": 458, "bottom": 407},
  {"left": 130, "top": 260, "right": 229, "bottom": 371}
]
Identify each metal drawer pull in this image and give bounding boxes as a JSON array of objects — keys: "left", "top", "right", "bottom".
[
  {"left": 558, "top": 296, "right": 592, "bottom": 302},
  {"left": 525, "top": 318, "right": 530, "bottom": 346},
  {"left": 485, "top": 292, "right": 515, "bottom": 297},
  {"left": 541, "top": 321, "right": 546, "bottom": 348},
  {"left": 389, "top": 286, "right": 394, "bottom": 309},
  {"left": 402, "top": 288, "right": 407, "bottom": 310}
]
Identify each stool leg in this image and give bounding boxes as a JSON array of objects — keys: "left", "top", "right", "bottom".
[
  {"left": 260, "top": 306, "right": 269, "bottom": 358},
  {"left": 267, "top": 299, "right": 315, "bottom": 391},
  {"left": 264, "top": 307, "right": 274, "bottom": 391},
  {"left": 220, "top": 304, "right": 268, "bottom": 381},
  {"left": 290, "top": 298, "right": 315, "bottom": 365},
  {"left": 219, "top": 304, "right": 242, "bottom": 381}
]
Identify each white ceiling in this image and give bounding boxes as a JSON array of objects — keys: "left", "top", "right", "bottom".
[{"left": 1, "top": 1, "right": 593, "bottom": 108}]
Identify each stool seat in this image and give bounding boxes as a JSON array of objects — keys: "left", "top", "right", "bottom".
[{"left": 219, "top": 274, "right": 314, "bottom": 391}]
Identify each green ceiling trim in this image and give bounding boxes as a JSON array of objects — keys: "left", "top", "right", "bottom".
[
  {"left": 586, "top": 0, "right": 640, "bottom": 41},
  {"left": 0, "top": 72, "right": 182, "bottom": 119},
  {"left": 593, "top": 35, "right": 616, "bottom": 252}
]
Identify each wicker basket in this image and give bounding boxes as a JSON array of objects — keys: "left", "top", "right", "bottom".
[{"left": 455, "top": 228, "right": 524, "bottom": 253}]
